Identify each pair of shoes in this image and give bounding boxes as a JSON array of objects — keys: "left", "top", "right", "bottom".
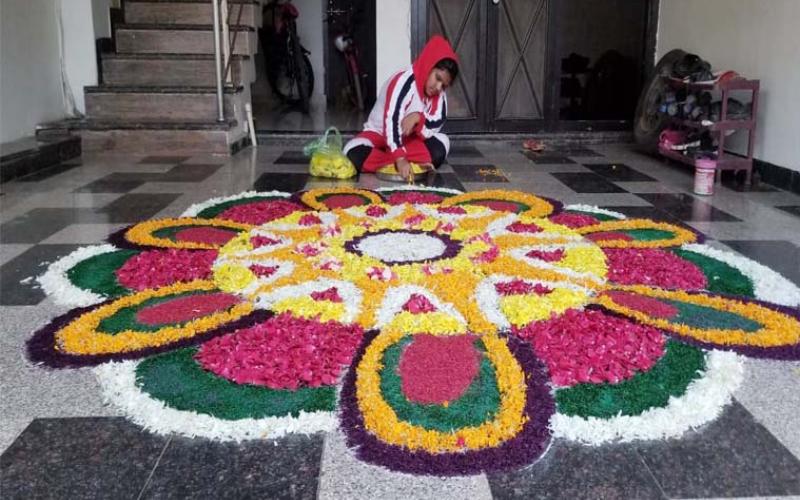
[{"left": 523, "top": 139, "right": 545, "bottom": 152}]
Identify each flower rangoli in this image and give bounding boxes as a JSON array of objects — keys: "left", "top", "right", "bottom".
[{"left": 30, "top": 187, "right": 800, "bottom": 475}]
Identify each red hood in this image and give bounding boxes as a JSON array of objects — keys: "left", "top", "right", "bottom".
[{"left": 412, "top": 35, "right": 459, "bottom": 98}]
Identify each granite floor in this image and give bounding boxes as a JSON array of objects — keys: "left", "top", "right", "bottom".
[{"left": 1, "top": 143, "right": 799, "bottom": 499}]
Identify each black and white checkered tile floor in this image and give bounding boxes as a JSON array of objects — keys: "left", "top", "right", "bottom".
[{"left": 1, "top": 143, "right": 799, "bottom": 499}]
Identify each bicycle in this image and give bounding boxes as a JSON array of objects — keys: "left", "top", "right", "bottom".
[
  {"left": 260, "top": 0, "right": 314, "bottom": 113},
  {"left": 327, "top": 2, "right": 367, "bottom": 111}
]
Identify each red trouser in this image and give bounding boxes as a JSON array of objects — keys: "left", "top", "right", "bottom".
[{"left": 348, "top": 131, "right": 433, "bottom": 173}]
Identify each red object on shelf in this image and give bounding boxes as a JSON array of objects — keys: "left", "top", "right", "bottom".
[{"left": 659, "top": 77, "right": 760, "bottom": 185}]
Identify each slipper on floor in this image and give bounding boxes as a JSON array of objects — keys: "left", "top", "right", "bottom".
[{"left": 523, "top": 139, "right": 546, "bottom": 152}]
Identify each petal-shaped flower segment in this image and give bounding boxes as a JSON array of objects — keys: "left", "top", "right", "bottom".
[
  {"left": 181, "top": 190, "right": 293, "bottom": 218},
  {"left": 340, "top": 325, "right": 554, "bottom": 475},
  {"left": 373, "top": 285, "right": 468, "bottom": 332},
  {"left": 603, "top": 248, "right": 707, "bottom": 290},
  {"left": 441, "top": 190, "right": 557, "bottom": 218},
  {"left": 514, "top": 308, "right": 665, "bottom": 387},
  {"left": 476, "top": 275, "right": 595, "bottom": 329},
  {"left": 94, "top": 349, "right": 337, "bottom": 441},
  {"left": 596, "top": 287, "right": 800, "bottom": 359},
  {"left": 114, "top": 217, "right": 253, "bottom": 250},
  {"left": 551, "top": 348, "right": 743, "bottom": 444},
  {"left": 37, "top": 245, "right": 139, "bottom": 307},
  {"left": 343, "top": 203, "right": 406, "bottom": 221},
  {"left": 486, "top": 213, "right": 582, "bottom": 243},
  {"left": 195, "top": 313, "right": 364, "bottom": 389},
  {"left": 258, "top": 210, "right": 339, "bottom": 232},
  {"left": 415, "top": 204, "right": 494, "bottom": 223},
  {"left": 548, "top": 212, "right": 601, "bottom": 228},
  {"left": 507, "top": 243, "right": 608, "bottom": 284},
  {"left": 27, "top": 280, "right": 263, "bottom": 367},
  {"left": 212, "top": 257, "right": 295, "bottom": 295},
  {"left": 215, "top": 199, "right": 307, "bottom": 225},
  {"left": 300, "top": 187, "right": 383, "bottom": 211},
  {"left": 217, "top": 230, "right": 293, "bottom": 260},
  {"left": 378, "top": 187, "right": 461, "bottom": 205},
  {"left": 116, "top": 249, "right": 218, "bottom": 291},
  {"left": 575, "top": 219, "right": 699, "bottom": 248},
  {"left": 254, "top": 278, "right": 363, "bottom": 323}
]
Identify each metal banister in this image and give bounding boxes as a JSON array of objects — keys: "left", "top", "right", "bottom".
[{"left": 212, "top": 0, "right": 225, "bottom": 122}]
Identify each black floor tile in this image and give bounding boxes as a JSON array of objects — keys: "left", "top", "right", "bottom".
[
  {"left": 274, "top": 150, "right": 309, "bottom": 165},
  {"left": 636, "top": 193, "right": 742, "bottom": 222},
  {"left": 449, "top": 145, "right": 484, "bottom": 158},
  {"left": 0, "top": 417, "right": 167, "bottom": 499},
  {"left": 138, "top": 155, "right": 189, "bottom": 165},
  {"left": 0, "top": 208, "right": 103, "bottom": 244},
  {"left": 74, "top": 172, "right": 163, "bottom": 193},
  {"left": 451, "top": 164, "right": 509, "bottom": 183},
  {"left": 551, "top": 172, "right": 628, "bottom": 193},
  {"left": 599, "top": 205, "right": 706, "bottom": 238},
  {"left": 160, "top": 164, "right": 223, "bottom": 182},
  {"left": 551, "top": 146, "right": 603, "bottom": 157},
  {"left": 488, "top": 440, "right": 665, "bottom": 500},
  {"left": 16, "top": 162, "right": 80, "bottom": 182},
  {"left": 420, "top": 171, "right": 466, "bottom": 192},
  {"left": 792, "top": 171, "right": 800, "bottom": 195},
  {"left": 97, "top": 193, "right": 182, "bottom": 222},
  {"left": 584, "top": 163, "right": 657, "bottom": 182},
  {"left": 721, "top": 177, "right": 779, "bottom": 193},
  {"left": 254, "top": 172, "right": 310, "bottom": 193},
  {"left": 0, "top": 244, "right": 81, "bottom": 305},
  {"left": 636, "top": 401, "right": 800, "bottom": 498},
  {"left": 776, "top": 206, "right": 800, "bottom": 218},
  {"left": 522, "top": 152, "right": 577, "bottom": 165},
  {"left": 721, "top": 240, "right": 800, "bottom": 286},
  {"left": 74, "top": 178, "right": 146, "bottom": 193},
  {"left": 140, "top": 433, "right": 324, "bottom": 499},
  {"left": 600, "top": 205, "right": 672, "bottom": 221}
]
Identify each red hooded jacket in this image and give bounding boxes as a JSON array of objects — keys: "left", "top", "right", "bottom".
[{"left": 345, "top": 36, "right": 458, "bottom": 171}]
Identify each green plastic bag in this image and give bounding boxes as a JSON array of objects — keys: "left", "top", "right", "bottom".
[{"left": 304, "top": 127, "right": 357, "bottom": 179}]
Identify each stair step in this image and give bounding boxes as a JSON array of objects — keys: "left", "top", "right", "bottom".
[
  {"left": 1, "top": 133, "right": 81, "bottom": 184},
  {"left": 85, "top": 86, "right": 244, "bottom": 121},
  {"left": 115, "top": 24, "right": 257, "bottom": 55},
  {"left": 37, "top": 119, "right": 244, "bottom": 155},
  {"left": 101, "top": 53, "right": 250, "bottom": 86},
  {"left": 124, "top": 0, "right": 260, "bottom": 27}
]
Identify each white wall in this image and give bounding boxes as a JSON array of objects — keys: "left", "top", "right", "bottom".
[
  {"left": 375, "top": 0, "right": 412, "bottom": 93},
  {"left": 0, "top": 0, "right": 66, "bottom": 143},
  {"left": 60, "top": 0, "right": 99, "bottom": 114},
  {"left": 658, "top": 0, "right": 800, "bottom": 172},
  {"left": 92, "top": 0, "right": 114, "bottom": 39},
  {"left": 294, "top": 0, "right": 326, "bottom": 107}
]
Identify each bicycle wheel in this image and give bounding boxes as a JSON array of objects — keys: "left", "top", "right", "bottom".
[
  {"left": 633, "top": 49, "right": 687, "bottom": 151},
  {"left": 291, "top": 37, "right": 314, "bottom": 113},
  {"left": 345, "top": 53, "right": 364, "bottom": 111}
]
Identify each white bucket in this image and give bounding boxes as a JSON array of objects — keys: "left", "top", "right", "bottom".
[{"left": 693, "top": 159, "right": 717, "bottom": 196}]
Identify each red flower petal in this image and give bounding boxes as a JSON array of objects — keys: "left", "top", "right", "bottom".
[{"left": 514, "top": 309, "right": 665, "bottom": 388}]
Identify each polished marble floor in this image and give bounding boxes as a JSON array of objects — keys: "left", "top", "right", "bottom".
[{"left": 1, "top": 143, "right": 799, "bottom": 499}]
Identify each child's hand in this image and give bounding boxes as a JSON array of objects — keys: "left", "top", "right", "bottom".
[
  {"left": 401, "top": 112, "right": 421, "bottom": 137},
  {"left": 395, "top": 158, "right": 413, "bottom": 181}
]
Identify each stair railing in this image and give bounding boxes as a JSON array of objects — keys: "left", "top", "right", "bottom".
[
  {"left": 212, "top": 0, "right": 225, "bottom": 121},
  {"left": 213, "top": 0, "right": 246, "bottom": 122}
]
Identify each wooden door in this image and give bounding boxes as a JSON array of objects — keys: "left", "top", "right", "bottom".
[
  {"left": 413, "top": 0, "right": 487, "bottom": 131},
  {"left": 487, "top": 0, "right": 549, "bottom": 131},
  {"left": 412, "top": 0, "right": 550, "bottom": 132}
]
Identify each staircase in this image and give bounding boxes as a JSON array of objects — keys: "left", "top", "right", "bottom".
[{"left": 38, "top": 0, "right": 261, "bottom": 155}]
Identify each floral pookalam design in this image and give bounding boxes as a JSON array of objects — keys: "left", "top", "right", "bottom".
[{"left": 30, "top": 186, "right": 800, "bottom": 475}]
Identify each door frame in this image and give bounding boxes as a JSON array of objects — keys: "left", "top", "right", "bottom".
[{"left": 411, "top": 0, "right": 660, "bottom": 133}]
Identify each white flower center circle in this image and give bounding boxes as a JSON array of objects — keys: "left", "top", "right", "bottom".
[{"left": 355, "top": 231, "right": 448, "bottom": 263}]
